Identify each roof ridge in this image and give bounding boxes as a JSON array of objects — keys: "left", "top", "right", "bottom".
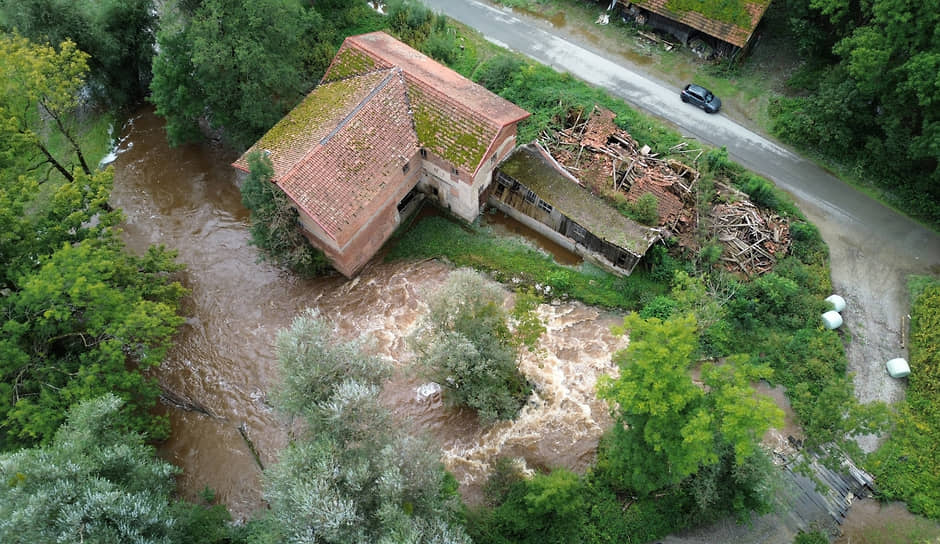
[
  {"left": 320, "top": 68, "right": 399, "bottom": 146},
  {"left": 344, "top": 37, "right": 527, "bottom": 128}
]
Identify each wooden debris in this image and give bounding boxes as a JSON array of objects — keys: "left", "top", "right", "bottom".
[
  {"left": 536, "top": 104, "right": 789, "bottom": 276},
  {"left": 711, "top": 200, "right": 790, "bottom": 276}
]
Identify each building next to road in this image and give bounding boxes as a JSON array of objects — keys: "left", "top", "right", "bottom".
[
  {"left": 233, "top": 31, "right": 529, "bottom": 277},
  {"left": 617, "top": 0, "right": 771, "bottom": 56},
  {"left": 490, "top": 144, "right": 662, "bottom": 276}
]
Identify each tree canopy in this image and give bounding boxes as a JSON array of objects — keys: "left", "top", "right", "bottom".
[
  {"left": 0, "top": 33, "right": 95, "bottom": 182},
  {"left": 0, "top": 395, "right": 235, "bottom": 544},
  {"left": 774, "top": 0, "right": 940, "bottom": 225},
  {"left": 0, "top": 34, "right": 186, "bottom": 448},
  {"left": 257, "top": 309, "right": 471, "bottom": 544},
  {"left": 0, "top": 0, "right": 156, "bottom": 108},
  {"left": 150, "top": 0, "right": 333, "bottom": 148},
  {"left": 597, "top": 313, "right": 783, "bottom": 497},
  {"left": 409, "top": 269, "right": 536, "bottom": 424}
]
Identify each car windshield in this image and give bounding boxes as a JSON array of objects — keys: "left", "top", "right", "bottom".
[{"left": 705, "top": 92, "right": 714, "bottom": 102}]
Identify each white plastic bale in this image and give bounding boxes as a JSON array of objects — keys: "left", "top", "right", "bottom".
[
  {"left": 886, "top": 358, "right": 911, "bottom": 378},
  {"left": 825, "top": 294, "right": 846, "bottom": 313},
  {"left": 821, "top": 310, "right": 843, "bottom": 330}
]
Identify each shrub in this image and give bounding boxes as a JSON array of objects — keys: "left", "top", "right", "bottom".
[
  {"left": 423, "top": 29, "right": 459, "bottom": 64},
  {"left": 632, "top": 192, "right": 660, "bottom": 225},
  {"left": 410, "top": 269, "right": 532, "bottom": 423},
  {"left": 240, "top": 151, "right": 331, "bottom": 277},
  {"left": 640, "top": 295, "right": 678, "bottom": 320},
  {"left": 473, "top": 54, "right": 525, "bottom": 93}
]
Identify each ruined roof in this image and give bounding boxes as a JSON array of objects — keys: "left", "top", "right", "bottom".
[
  {"left": 236, "top": 69, "right": 419, "bottom": 242},
  {"left": 499, "top": 145, "right": 661, "bottom": 254},
  {"left": 633, "top": 0, "right": 770, "bottom": 48},
  {"left": 323, "top": 31, "right": 530, "bottom": 174},
  {"left": 626, "top": 176, "right": 684, "bottom": 226}
]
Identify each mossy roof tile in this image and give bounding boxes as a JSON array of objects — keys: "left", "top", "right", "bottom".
[{"left": 633, "top": 0, "right": 771, "bottom": 48}]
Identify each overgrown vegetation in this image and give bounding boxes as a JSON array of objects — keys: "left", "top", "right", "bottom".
[
  {"left": 386, "top": 213, "right": 668, "bottom": 310},
  {"left": 869, "top": 276, "right": 940, "bottom": 519},
  {"left": 410, "top": 269, "right": 538, "bottom": 423},
  {"left": 240, "top": 151, "right": 331, "bottom": 277},
  {"left": 770, "top": 0, "right": 940, "bottom": 228},
  {"left": 253, "top": 310, "right": 471, "bottom": 543}
]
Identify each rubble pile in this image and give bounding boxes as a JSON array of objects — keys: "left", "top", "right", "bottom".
[
  {"left": 539, "top": 105, "right": 699, "bottom": 229},
  {"left": 711, "top": 197, "right": 791, "bottom": 276},
  {"left": 537, "top": 105, "right": 790, "bottom": 276}
]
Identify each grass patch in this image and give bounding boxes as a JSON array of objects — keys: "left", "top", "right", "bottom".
[
  {"left": 868, "top": 276, "right": 940, "bottom": 519},
  {"left": 385, "top": 212, "right": 664, "bottom": 310}
]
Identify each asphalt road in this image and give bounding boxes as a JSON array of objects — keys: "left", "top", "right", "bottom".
[{"left": 423, "top": 1, "right": 940, "bottom": 539}]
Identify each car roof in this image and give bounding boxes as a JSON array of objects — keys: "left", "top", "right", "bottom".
[{"left": 687, "top": 84, "right": 710, "bottom": 95}]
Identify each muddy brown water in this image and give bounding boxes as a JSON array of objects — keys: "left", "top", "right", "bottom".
[{"left": 109, "top": 107, "right": 627, "bottom": 518}]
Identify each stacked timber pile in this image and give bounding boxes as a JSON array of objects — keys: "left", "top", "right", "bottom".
[
  {"left": 711, "top": 198, "right": 790, "bottom": 276},
  {"left": 539, "top": 105, "right": 700, "bottom": 230}
]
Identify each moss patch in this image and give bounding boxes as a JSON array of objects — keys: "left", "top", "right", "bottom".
[
  {"left": 410, "top": 84, "right": 491, "bottom": 171},
  {"left": 322, "top": 46, "right": 380, "bottom": 82},
  {"left": 653, "top": 0, "right": 768, "bottom": 30}
]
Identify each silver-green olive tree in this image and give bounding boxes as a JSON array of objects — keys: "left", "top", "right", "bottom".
[
  {"left": 0, "top": 395, "right": 233, "bottom": 544},
  {"left": 257, "top": 309, "right": 471, "bottom": 544},
  {"left": 409, "top": 269, "right": 537, "bottom": 424}
]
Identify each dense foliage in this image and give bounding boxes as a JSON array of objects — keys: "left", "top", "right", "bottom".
[
  {"left": 150, "top": 0, "right": 334, "bottom": 148},
  {"left": 255, "top": 310, "right": 470, "bottom": 543},
  {"left": 410, "top": 269, "right": 536, "bottom": 423},
  {"left": 869, "top": 277, "right": 940, "bottom": 519},
  {"left": 598, "top": 314, "right": 783, "bottom": 515},
  {"left": 0, "top": 34, "right": 186, "bottom": 449},
  {"left": 772, "top": 0, "right": 940, "bottom": 226},
  {"left": 0, "top": 34, "right": 95, "bottom": 182},
  {"left": 0, "top": 0, "right": 155, "bottom": 108},
  {"left": 0, "top": 395, "right": 235, "bottom": 543},
  {"left": 240, "top": 151, "right": 331, "bottom": 277}
]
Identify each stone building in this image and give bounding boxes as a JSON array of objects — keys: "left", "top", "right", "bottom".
[{"left": 234, "top": 31, "right": 529, "bottom": 277}]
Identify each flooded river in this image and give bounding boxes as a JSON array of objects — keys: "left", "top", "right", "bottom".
[{"left": 109, "top": 107, "right": 625, "bottom": 517}]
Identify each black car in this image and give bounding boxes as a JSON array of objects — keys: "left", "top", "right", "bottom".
[{"left": 680, "top": 84, "right": 721, "bottom": 113}]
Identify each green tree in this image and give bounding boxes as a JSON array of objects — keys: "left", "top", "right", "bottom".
[
  {"left": 596, "top": 313, "right": 783, "bottom": 499},
  {"left": 0, "top": 0, "right": 156, "bottom": 107},
  {"left": 257, "top": 309, "right": 471, "bottom": 544},
  {"left": 149, "top": 0, "right": 331, "bottom": 148},
  {"left": 0, "top": 146, "right": 186, "bottom": 446},
  {"left": 410, "top": 269, "right": 534, "bottom": 424},
  {"left": 240, "top": 151, "right": 331, "bottom": 276},
  {"left": 0, "top": 234, "right": 187, "bottom": 447},
  {"left": 0, "top": 395, "right": 235, "bottom": 543},
  {"left": 776, "top": 0, "right": 940, "bottom": 225},
  {"left": 0, "top": 33, "right": 94, "bottom": 182}
]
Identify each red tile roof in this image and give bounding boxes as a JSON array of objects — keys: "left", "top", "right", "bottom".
[
  {"left": 235, "top": 33, "right": 529, "bottom": 244},
  {"left": 324, "top": 32, "right": 530, "bottom": 174},
  {"left": 633, "top": 0, "right": 770, "bottom": 48}
]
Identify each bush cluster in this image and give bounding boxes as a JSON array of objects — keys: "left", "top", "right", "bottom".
[{"left": 869, "top": 277, "right": 940, "bottom": 519}]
